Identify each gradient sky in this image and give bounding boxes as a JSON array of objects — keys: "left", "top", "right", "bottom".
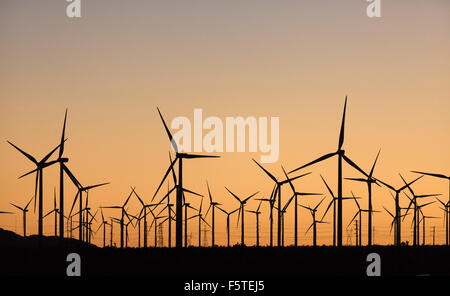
[{"left": 0, "top": 0, "right": 449, "bottom": 246}]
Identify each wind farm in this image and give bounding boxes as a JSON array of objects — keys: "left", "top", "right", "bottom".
[{"left": 1, "top": 99, "right": 449, "bottom": 277}]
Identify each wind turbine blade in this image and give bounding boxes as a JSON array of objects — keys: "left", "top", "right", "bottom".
[
  {"left": 369, "top": 149, "right": 381, "bottom": 177},
  {"left": 10, "top": 203, "right": 24, "bottom": 212},
  {"left": 243, "top": 191, "right": 259, "bottom": 203},
  {"left": 157, "top": 107, "right": 178, "bottom": 153},
  {"left": 152, "top": 157, "right": 177, "bottom": 202},
  {"left": 24, "top": 196, "right": 34, "bottom": 210},
  {"left": 41, "top": 141, "right": 65, "bottom": 163},
  {"left": 289, "top": 152, "right": 337, "bottom": 174},
  {"left": 314, "top": 197, "right": 326, "bottom": 211},
  {"left": 345, "top": 177, "right": 367, "bottom": 182},
  {"left": 399, "top": 175, "right": 423, "bottom": 191},
  {"left": 338, "top": 96, "right": 347, "bottom": 150},
  {"left": 375, "top": 178, "right": 395, "bottom": 192},
  {"left": 201, "top": 216, "right": 211, "bottom": 228},
  {"left": 182, "top": 187, "right": 203, "bottom": 197},
  {"left": 206, "top": 181, "right": 213, "bottom": 203},
  {"left": 320, "top": 199, "right": 334, "bottom": 221},
  {"left": 62, "top": 164, "right": 81, "bottom": 188},
  {"left": 252, "top": 158, "right": 277, "bottom": 183},
  {"left": 59, "top": 109, "right": 68, "bottom": 158},
  {"left": 320, "top": 175, "right": 335, "bottom": 198},
  {"left": 169, "top": 152, "right": 177, "bottom": 185},
  {"left": 84, "top": 182, "right": 110, "bottom": 191},
  {"left": 123, "top": 187, "right": 135, "bottom": 207},
  {"left": 282, "top": 166, "right": 296, "bottom": 194},
  {"left": 411, "top": 171, "right": 449, "bottom": 180},
  {"left": 305, "top": 222, "right": 314, "bottom": 234},
  {"left": 225, "top": 187, "right": 242, "bottom": 203},
  {"left": 182, "top": 153, "right": 220, "bottom": 159},
  {"left": 348, "top": 211, "right": 360, "bottom": 227},
  {"left": 383, "top": 206, "right": 394, "bottom": 218},
  {"left": 351, "top": 191, "right": 360, "bottom": 209},
  {"left": 342, "top": 154, "right": 369, "bottom": 178},
  {"left": 7, "top": 141, "right": 37, "bottom": 164},
  {"left": 281, "top": 172, "right": 312, "bottom": 185},
  {"left": 131, "top": 187, "right": 145, "bottom": 206},
  {"left": 68, "top": 191, "right": 80, "bottom": 217}
]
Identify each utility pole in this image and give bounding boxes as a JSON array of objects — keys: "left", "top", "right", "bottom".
[{"left": 355, "top": 220, "right": 359, "bottom": 246}]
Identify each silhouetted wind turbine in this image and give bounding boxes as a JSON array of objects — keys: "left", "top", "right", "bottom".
[
  {"left": 376, "top": 175, "right": 423, "bottom": 246},
  {"left": 253, "top": 159, "right": 310, "bottom": 246},
  {"left": 97, "top": 209, "right": 109, "bottom": 247},
  {"left": 282, "top": 167, "right": 320, "bottom": 246},
  {"left": 183, "top": 201, "right": 197, "bottom": 247},
  {"left": 204, "top": 181, "right": 221, "bottom": 247},
  {"left": 69, "top": 180, "right": 109, "bottom": 241},
  {"left": 246, "top": 200, "right": 263, "bottom": 246},
  {"left": 345, "top": 149, "right": 381, "bottom": 246},
  {"left": 435, "top": 197, "right": 449, "bottom": 244},
  {"left": 225, "top": 187, "right": 258, "bottom": 246},
  {"left": 216, "top": 206, "right": 239, "bottom": 247},
  {"left": 7, "top": 140, "right": 64, "bottom": 239},
  {"left": 255, "top": 184, "right": 277, "bottom": 246},
  {"left": 320, "top": 175, "right": 356, "bottom": 246},
  {"left": 412, "top": 170, "right": 450, "bottom": 245},
  {"left": 300, "top": 197, "right": 327, "bottom": 247},
  {"left": 10, "top": 196, "right": 33, "bottom": 237},
  {"left": 43, "top": 189, "right": 59, "bottom": 236},
  {"left": 187, "top": 197, "right": 211, "bottom": 247},
  {"left": 149, "top": 210, "right": 166, "bottom": 247},
  {"left": 401, "top": 175, "right": 440, "bottom": 246},
  {"left": 347, "top": 191, "right": 374, "bottom": 246},
  {"left": 101, "top": 188, "right": 135, "bottom": 248},
  {"left": 153, "top": 108, "right": 219, "bottom": 248},
  {"left": 289, "top": 97, "right": 370, "bottom": 246},
  {"left": 419, "top": 213, "right": 438, "bottom": 246}
]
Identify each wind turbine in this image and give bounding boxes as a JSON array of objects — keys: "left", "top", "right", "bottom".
[
  {"left": 289, "top": 97, "right": 371, "bottom": 246},
  {"left": 255, "top": 185, "right": 277, "bottom": 246},
  {"left": 435, "top": 197, "right": 450, "bottom": 244},
  {"left": 383, "top": 205, "right": 409, "bottom": 245},
  {"left": 69, "top": 180, "right": 109, "bottom": 241},
  {"left": 96, "top": 209, "right": 110, "bottom": 248},
  {"left": 187, "top": 197, "right": 211, "bottom": 247},
  {"left": 253, "top": 159, "right": 310, "bottom": 246},
  {"left": 7, "top": 140, "right": 64, "bottom": 239},
  {"left": 282, "top": 167, "right": 321, "bottom": 246},
  {"left": 101, "top": 187, "right": 135, "bottom": 248},
  {"left": 401, "top": 175, "right": 440, "bottom": 246},
  {"left": 246, "top": 200, "right": 263, "bottom": 247},
  {"left": 320, "top": 174, "right": 357, "bottom": 246},
  {"left": 419, "top": 213, "right": 438, "bottom": 246},
  {"left": 345, "top": 149, "right": 381, "bottom": 246},
  {"left": 149, "top": 210, "right": 166, "bottom": 247},
  {"left": 225, "top": 187, "right": 258, "bottom": 246},
  {"left": 43, "top": 189, "right": 59, "bottom": 236},
  {"left": 216, "top": 207, "right": 239, "bottom": 247},
  {"left": 289, "top": 98, "right": 373, "bottom": 246},
  {"left": 153, "top": 107, "right": 219, "bottom": 248},
  {"left": 412, "top": 170, "right": 450, "bottom": 245},
  {"left": 347, "top": 191, "right": 374, "bottom": 246},
  {"left": 204, "top": 181, "right": 221, "bottom": 247},
  {"left": 10, "top": 196, "right": 33, "bottom": 237},
  {"left": 300, "top": 197, "right": 327, "bottom": 247},
  {"left": 375, "top": 175, "right": 423, "bottom": 246},
  {"left": 183, "top": 201, "right": 197, "bottom": 247}
]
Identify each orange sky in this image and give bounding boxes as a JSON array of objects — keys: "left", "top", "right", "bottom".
[{"left": 0, "top": 0, "right": 449, "bottom": 247}]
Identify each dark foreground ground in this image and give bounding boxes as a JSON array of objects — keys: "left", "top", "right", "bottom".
[{"left": 0, "top": 228, "right": 449, "bottom": 276}]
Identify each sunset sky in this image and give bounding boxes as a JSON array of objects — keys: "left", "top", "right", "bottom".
[{"left": 0, "top": 0, "right": 449, "bottom": 247}]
